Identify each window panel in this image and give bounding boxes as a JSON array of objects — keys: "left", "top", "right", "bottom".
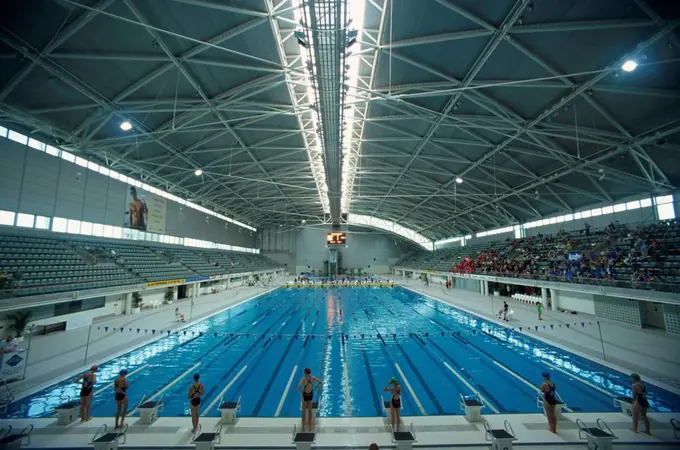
[
  {"left": 103, "top": 225, "right": 114, "bottom": 238},
  {"left": 67, "top": 219, "right": 81, "bottom": 234},
  {"left": 52, "top": 217, "right": 67, "bottom": 233},
  {"left": 0, "top": 210, "right": 16, "bottom": 227},
  {"left": 16, "top": 213, "right": 34, "bottom": 228},
  {"left": 109, "top": 170, "right": 120, "bottom": 180},
  {"left": 581, "top": 210, "right": 591, "bottom": 218},
  {"left": 75, "top": 156, "right": 88, "bottom": 167},
  {"left": 0, "top": 126, "right": 7, "bottom": 137},
  {"left": 655, "top": 195, "right": 673, "bottom": 205},
  {"left": 35, "top": 216, "right": 50, "bottom": 230},
  {"left": 573, "top": 212, "right": 582, "bottom": 219},
  {"left": 625, "top": 200, "right": 640, "bottom": 210},
  {"left": 88, "top": 161, "right": 100, "bottom": 172},
  {"left": 601, "top": 206, "right": 614, "bottom": 215},
  {"left": 7, "top": 130, "right": 28, "bottom": 144},
  {"left": 613, "top": 203, "right": 626, "bottom": 212},
  {"left": 549, "top": 217, "right": 557, "bottom": 224},
  {"left": 28, "top": 138, "right": 45, "bottom": 151},
  {"left": 80, "top": 222, "right": 93, "bottom": 235},
  {"left": 46, "top": 145, "right": 60, "bottom": 157},
  {"left": 92, "top": 223, "right": 104, "bottom": 237},
  {"left": 657, "top": 203, "right": 676, "bottom": 221},
  {"left": 61, "top": 151, "right": 76, "bottom": 162},
  {"left": 640, "top": 198, "right": 652, "bottom": 208},
  {"left": 112, "top": 226, "right": 123, "bottom": 239},
  {"left": 98, "top": 166, "right": 110, "bottom": 176}
]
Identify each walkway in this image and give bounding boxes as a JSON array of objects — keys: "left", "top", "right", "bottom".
[{"left": 399, "top": 278, "right": 680, "bottom": 391}]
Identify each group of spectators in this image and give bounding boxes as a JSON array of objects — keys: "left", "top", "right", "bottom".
[{"left": 451, "top": 220, "right": 679, "bottom": 285}]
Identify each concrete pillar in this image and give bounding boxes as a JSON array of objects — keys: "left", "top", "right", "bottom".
[
  {"left": 550, "top": 288, "right": 558, "bottom": 311},
  {"left": 124, "top": 292, "right": 132, "bottom": 314},
  {"left": 541, "top": 287, "right": 548, "bottom": 306}
]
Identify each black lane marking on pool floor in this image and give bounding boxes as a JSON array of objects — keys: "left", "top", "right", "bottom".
[
  {"left": 393, "top": 341, "right": 444, "bottom": 414},
  {"left": 360, "top": 348, "right": 382, "bottom": 416}
]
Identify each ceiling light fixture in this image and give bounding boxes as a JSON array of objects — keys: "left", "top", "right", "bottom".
[
  {"left": 194, "top": 169, "right": 203, "bottom": 176},
  {"left": 455, "top": 177, "right": 464, "bottom": 184},
  {"left": 621, "top": 60, "right": 637, "bottom": 72},
  {"left": 119, "top": 121, "right": 132, "bottom": 131}
]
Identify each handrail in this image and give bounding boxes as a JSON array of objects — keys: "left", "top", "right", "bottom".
[
  {"left": 91, "top": 424, "right": 107, "bottom": 443},
  {"left": 192, "top": 424, "right": 202, "bottom": 441},
  {"left": 116, "top": 423, "right": 128, "bottom": 444},
  {"left": 597, "top": 418, "right": 616, "bottom": 438},
  {"left": 671, "top": 418, "right": 680, "bottom": 439},
  {"left": 504, "top": 420, "right": 516, "bottom": 438},
  {"left": 0, "top": 425, "right": 11, "bottom": 439},
  {"left": 135, "top": 394, "right": 147, "bottom": 411},
  {"left": 16, "top": 424, "right": 33, "bottom": 446},
  {"left": 483, "top": 420, "right": 492, "bottom": 441},
  {"left": 575, "top": 418, "right": 588, "bottom": 439}
]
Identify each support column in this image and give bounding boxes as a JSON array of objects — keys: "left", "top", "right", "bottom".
[
  {"left": 124, "top": 292, "right": 132, "bottom": 315},
  {"left": 541, "top": 287, "right": 548, "bottom": 307},
  {"left": 550, "top": 289, "right": 559, "bottom": 311}
]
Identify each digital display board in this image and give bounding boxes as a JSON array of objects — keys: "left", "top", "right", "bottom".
[{"left": 327, "top": 232, "right": 347, "bottom": 245}]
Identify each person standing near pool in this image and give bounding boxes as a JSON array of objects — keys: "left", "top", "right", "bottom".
[
  {"left": 188, "top": 373, "right": 204, "bottom": 433},
  {"left": 540, "top": 372, "right": 558, "bottom": 433},
  {"left": 630, "top": 373, "right": 651, "bottom": 435},
  {"left": 297, "top": 367, "right": 323, "bottom": 431},
  {"left": 74, "top": 365, "right": 97, "bottom": 422},
  {"left": 536, "top": 301, "right": 543, "bottom": 320},
  {"left": 114, "top": 370, "right": 129, "bottom": 430},
  {"left": 384, "top": 377, "right": 402, "bottom": 432}
]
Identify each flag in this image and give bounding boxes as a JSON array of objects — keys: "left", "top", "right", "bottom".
[
  {"left": 137, "top": 329, "right": 140, "bottom": 334},
  {"left": 566, "top": 324, "right": 570, "bottom": 329},
  {"left": 152, "top": 329, "right": 156, "bottom": 335},
  {"left": 581, "top": 322, "right": 585, "bottom": 327},
  {"left": 167, "top": 331, "right": 171, "bottom": 335},
  {"left": 104, "top": 326, "right": 109, "bottom": 332}
]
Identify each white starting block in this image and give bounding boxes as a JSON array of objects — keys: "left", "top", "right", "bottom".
[
  {"left": 218, "top": 395, "right": 242, "bottom": 424},
  {"left": 291, "top": 424, "right": 315, "bottom": 450},
  {"left": 613, "top": 396, "right": 633, "bottom": 417},
  {"left": 460, "top": 394, "right": 484, "bottom": 422},
  {"left": 90, "top": 424, "right": 127, "bottom": 450},
  {"left": 484, "top": 420, "right": 517, "bottom": 450},
  {"left": 391, "top": 423, "right": 416, "bottom": 450},
  {"left": 535, "top": 394, "right": 567, "bottom": 420},
  {"left": 136, "top": 395, "right": 164, "bottom": 424},
  {"left": 54, "top": 400, "right": 80, "bottom": 425},
  {"left": 192, "top": 424, "right": 222, "bottom": 450},
  {"left": 0, "top": 425, "right": 33, "bottom": 450},
  {"left": 577, "top": 418, "right": 617, "bottom": 450},
  {"left": 672, "top": 418, "right": 680, "bottom": 439}
]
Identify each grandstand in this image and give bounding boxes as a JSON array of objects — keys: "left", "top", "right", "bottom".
[{"left": 0, "top": 0, "right": 679, "bottom": 449}]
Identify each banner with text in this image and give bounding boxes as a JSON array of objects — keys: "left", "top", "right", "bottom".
[{"left": 146, "top": 279, "right": 185, "bottom": 288}]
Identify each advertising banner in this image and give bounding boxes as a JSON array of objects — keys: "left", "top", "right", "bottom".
[
  {"left": 0, "top": 349, "right": 27, "bottom": 381},
  {"left": 186, "top": 276, "right": 210, "bottom": 283},
  {"left": 146, "top": 279, "right": 185, "bottom": 288},
  {"left": 209, "top": 274, "right": 229, "bottom": 281},
  {"left": 125, "top": 185, "right": 167, "bottom": 234}
]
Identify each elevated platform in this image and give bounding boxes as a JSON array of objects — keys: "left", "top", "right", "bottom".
[
  {"left": 1, "top": 412, "right": 678, "bottom": 449},
  {"left": 285, "top": 282, "right": 396, "bottom": 288}
]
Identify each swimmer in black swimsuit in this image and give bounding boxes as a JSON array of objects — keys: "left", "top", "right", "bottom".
[
  {"left": 74, "top": 365, "right": 98, "bottom": 422},
  {"left": 188, "top": 373, "right": 204, "bottom": 433},
  {"left": 384, "top": 377, "right": 402, "bottom": 432},
  {"left": 540, "top": 372, "right": 557, "bottom": 433},
  {"left": 114, "top": 370, "right": 129, "bottom": 430},
  {"left": 630, "top": 373, "right": 651, "bottom": 435},
  {"left": 297, "top": 367, "right": 323, "bottom": 431}
]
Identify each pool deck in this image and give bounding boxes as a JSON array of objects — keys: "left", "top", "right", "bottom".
[
  {"left": 400, "top": 279, "right": 680, "bottom": 392},
  {"left": 3, "top": 412, "right": 679, "bottom": 449}
]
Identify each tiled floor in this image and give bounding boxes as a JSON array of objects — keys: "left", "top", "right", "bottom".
[{"left": 3, "top": 412, "right": 679, "bottom": 448}]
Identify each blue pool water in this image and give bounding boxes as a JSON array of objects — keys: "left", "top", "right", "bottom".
[{"left": 5, "top": 287, "right": 680, "bottom": 418}]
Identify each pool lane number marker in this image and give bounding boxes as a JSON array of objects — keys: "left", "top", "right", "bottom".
[
  {"left": 492, "top": 360, "right": 573, "bottom": 413},
  {"left": 394, "top": 363, "right": 427, "bottom": 415},
  {"left": 543, "top": 361, "right": 615, "bottom": 398},
  {"left": 203, "top": 364, "right": 248, "bottom": 416},
  {"left": 442, "top": 361, "right": 499, "bottom": 414},
  {"left": 275, "top": 364, "right": 298, "bottom": 417},
  {"left": 130, "top": 362, "right": 200, "bottom": 416},
  {"left": 93, "top": 364, "right": 148, "bottom": 397}
]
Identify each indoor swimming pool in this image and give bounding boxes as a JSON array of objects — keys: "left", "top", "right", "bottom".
[{"left": 6, "top": 287, "right": 680, "bottom": 418}]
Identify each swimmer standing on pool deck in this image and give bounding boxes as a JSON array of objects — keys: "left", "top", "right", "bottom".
[
  {"left": 188, "top": 373, "right": 204, "bottom": 433},
  {"left": 114, "top": 370, "right": 129, "bottom": 430},
  {"left": 630, "top": 373, "right": 651, "bottom": 435},
  {"left": 298, "top": 367, "right": 323, "bottom": 432},
  {"left": 74, "top": 365, "right": 97, "bottom": 422},
  {"left": 384, "top": 377, "right": 402, "bottom": 432},
  {"left": 540, "top": 372, "right": 557, "bottom": 433}
]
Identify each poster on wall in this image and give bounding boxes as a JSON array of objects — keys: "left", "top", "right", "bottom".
[
  {"left": 0, "top": 348, "right": 27, "bottom": 381},
  {"left": 124, "top": 185, "right": 167, "bottom": 233}
]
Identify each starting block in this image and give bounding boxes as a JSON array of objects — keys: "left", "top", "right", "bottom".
[
  {"left": 576, "top": 418, "right": 617, "bottom": 450},
  {"left": 0, "top": 425, "right": 33, "bottom": 450},
  {"left": 292, "top": 424, "right": 315, "bottom": 450},
  {"left": 192, "top": 424, "right": 222, "bottom": 450},
  {"left": 90, "top": 424, "right": 127, "bottom": 450},
  {"left": 136, "top": 395, "right": 164, "bottom": 424},
  {"left": 391, "top": 423, "right": 416, "bottom": 450},
  {"left": 460, "top": 394, "right": 484, "bottom": 422},
  {"left": 218, "top": 395, "right": 242, "bottom": 424},
  {"left": 613, "top": 396, "right": 633, "bottom": 417},
  {"left": 536, "top": 394, "right": 567, "bottom": 420},
  {"left": 55, "top": 400, "right": 80, "bottom": 425},
  {"left": 484, "top": 420, "right": 517, "bottom": 450},
  {"left": 672, "top": 418, "right": 680, "bottom": 439}
]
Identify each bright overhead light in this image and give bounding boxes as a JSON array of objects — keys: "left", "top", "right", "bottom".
[
  {"left": 621, "top": 60, "right": 637, "bottom": 72},
  {"left": 455, "top": 177, "right": 464, "bottom": 184},
  {"left": 194, "top": 169, "right": 203, "bottom": 176},
  {"left": 302, "top": 219, "right": 307, "bottom": 224},
  {"left": 119, "top": 121, "right": 132, "bottom": 131}
]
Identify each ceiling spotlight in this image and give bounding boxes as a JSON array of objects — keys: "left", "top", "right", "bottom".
[
  {"left": 302, "top": 219, "right": 307, "bottom": 224},
  {"left": 119, "top": 121, "right": 132, "bottom": 131},
  {"left": 621, "top": 60, "right": 637, "bottom": 72},
  {"left": 194, "top": 169, "right": 203, "bottom": 176},
  {"left": 455, "top": 177, "right": 464, "bottom": 184}
]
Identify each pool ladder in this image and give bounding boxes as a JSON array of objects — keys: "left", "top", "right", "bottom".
[{"left": 0, "top": 378, "right": 13, "bottom": 414}]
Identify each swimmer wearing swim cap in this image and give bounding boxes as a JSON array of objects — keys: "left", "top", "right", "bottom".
[{"left": 384, "top": 377, "right": 402, "bottom": 432}]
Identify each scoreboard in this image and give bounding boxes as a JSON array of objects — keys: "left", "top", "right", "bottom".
[{"left": 326, "top": 232, "right": 347, "bottom": 245}]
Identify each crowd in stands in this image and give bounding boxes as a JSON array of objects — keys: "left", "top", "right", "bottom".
[{"left": 399, "top": 220, "right": 680, "bottom": 289}]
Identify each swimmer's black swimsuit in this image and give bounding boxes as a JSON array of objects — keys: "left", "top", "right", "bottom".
[
  {"left": 543, "top": 382, "right": 557, "bottom": 406},
  {"left": 391, "top": 388, "right": 401, "bottom": 409},
  {"left": 114, "top": 379, "right": 127, "bottom": 402},
  {"left": 80, "top": 374, "right": 94, "bottom": 397},
  {"left": 634, "top": 382, "right": 649, "bottom": 408},
  {"left": 190, "top": 384, "right": 202, "bottom": 407},
  {"left": 302, "top": 377, "right": 314, "bottom": 402}
]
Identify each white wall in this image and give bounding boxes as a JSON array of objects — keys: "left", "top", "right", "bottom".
[{"left": 554, "top": 290, "right": 595, "bottom": 315}]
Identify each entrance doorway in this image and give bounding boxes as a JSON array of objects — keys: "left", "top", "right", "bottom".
[{"left": 178, "top": 284, "right": 188, "bottom": 300}]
